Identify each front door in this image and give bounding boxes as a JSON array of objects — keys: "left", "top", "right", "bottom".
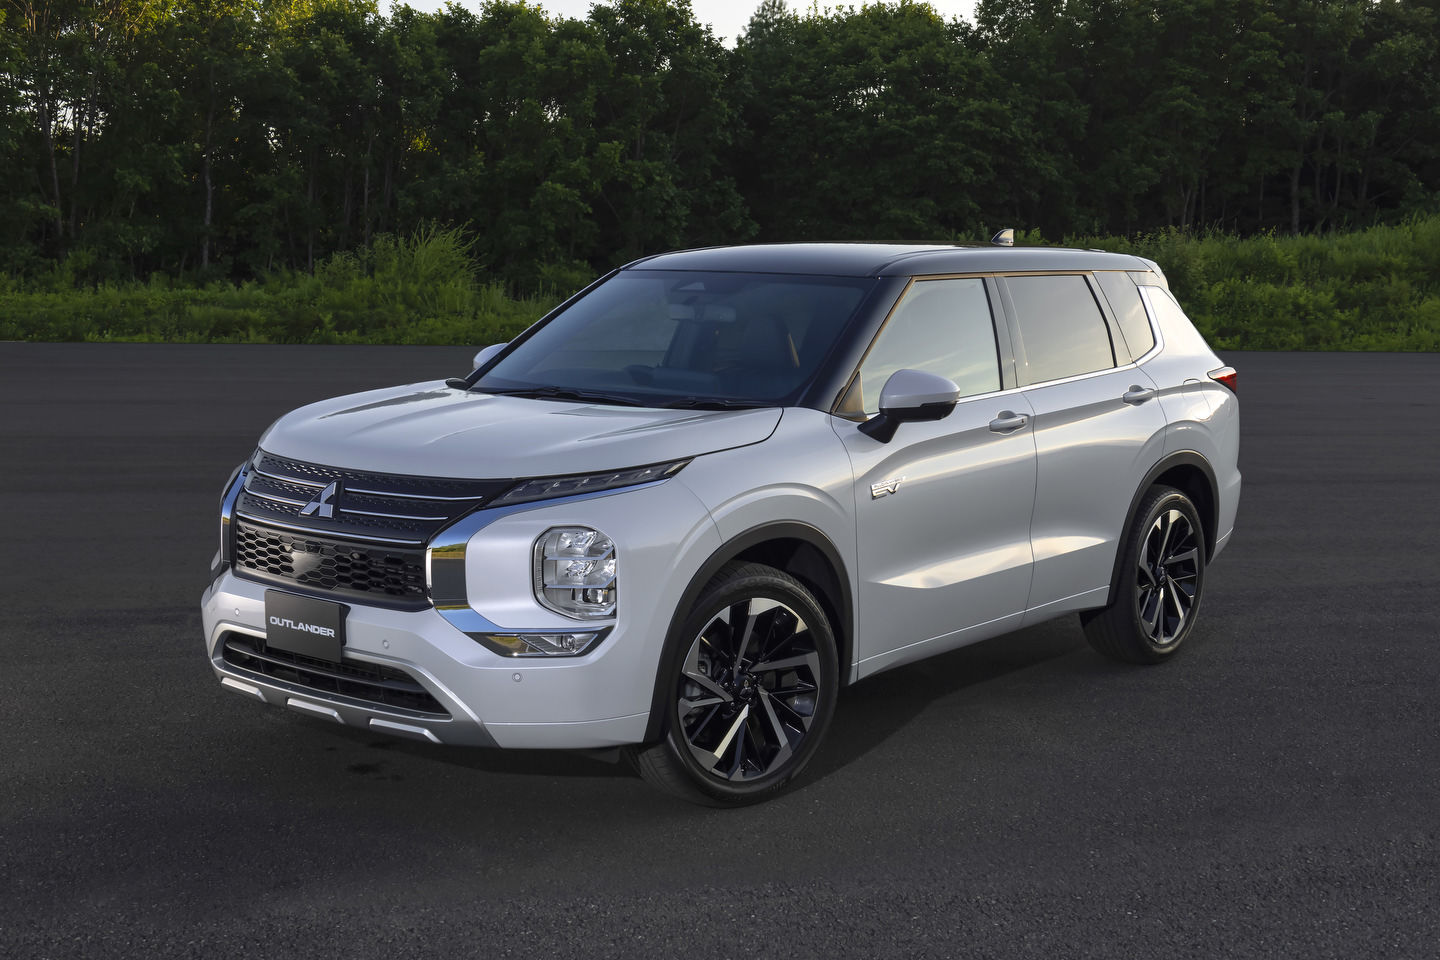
[{"left": 834, "top": 277, "right": 1038, "bottom": 679}]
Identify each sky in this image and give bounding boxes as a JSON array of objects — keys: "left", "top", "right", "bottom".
[{"left": 392, "top": 1, "right": 982, "bottom": 46}]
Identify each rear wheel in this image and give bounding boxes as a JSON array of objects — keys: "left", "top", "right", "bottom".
[
  {"left": 628, "top": 562, "right": 838, "bottom": 806},
  {"left": 1082, "top": 485, "right": 1206, "bottom": 664}
]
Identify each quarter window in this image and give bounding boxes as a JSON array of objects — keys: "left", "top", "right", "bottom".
[
  {"left": 1005, "top": 275, "right": 1115, "bottom": 385},
  {"left": 1095, "top": 271, "right": 1155, "bottom": 359},
  {"left": 852, "top": 278, "right": 1000, "bottom": 416}
]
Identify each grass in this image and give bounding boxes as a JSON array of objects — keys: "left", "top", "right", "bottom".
[
  {"left": 0, "top": 227, "right": 562, "bottom": 346},
  {"left": 5, "top": 218, "right": 1440, "bottom": 350}
]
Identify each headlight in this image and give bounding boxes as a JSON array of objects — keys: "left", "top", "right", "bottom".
[
  {"left": 491, "top": 460, "right": 688, "bottom": 507},
  {"left": 533, "top": 526, "right": 616, "bottom": 620}
]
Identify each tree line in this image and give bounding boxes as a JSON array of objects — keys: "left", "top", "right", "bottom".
[{"left": 2, "top": 0, "right": 1437, "bottom": 291}]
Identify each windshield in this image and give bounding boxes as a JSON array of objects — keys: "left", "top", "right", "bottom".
[{"left": 473, "top": 270, "right": 876, "bottom": 408}]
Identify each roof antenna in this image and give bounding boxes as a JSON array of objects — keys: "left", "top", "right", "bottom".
[{"left": 991, "top": 228, "right": 1015, "bottom": 247}]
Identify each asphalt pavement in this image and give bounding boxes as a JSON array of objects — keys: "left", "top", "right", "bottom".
[{"left": 2, "top": 344, "right": 1437, "bottom": 959}]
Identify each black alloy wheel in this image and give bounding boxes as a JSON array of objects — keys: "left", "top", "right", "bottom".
[
  {"left": 629, "top": 561, "right": 838, "bottom": 805},
  {"left": 1082, "top": 485, "right": 1207, "bottom": 664},
  {"left": 677, "top": 594, "right": 822, "bottom": 781},
  {"left": 1136, "top": 505, "right": 1201, "bottom": 646}
]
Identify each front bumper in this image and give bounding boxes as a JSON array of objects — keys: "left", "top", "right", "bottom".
[{"left": 202, "top": 476, "right": 722, "bottom": 749}]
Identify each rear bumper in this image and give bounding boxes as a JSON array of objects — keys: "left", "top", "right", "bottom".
[{"left": 1212, "top": 468, "right": 1241, "bottom": 561}]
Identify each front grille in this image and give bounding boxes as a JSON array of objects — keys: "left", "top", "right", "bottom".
[
  {"left": 236, "top": 452, "right": 513, "bottom": 545},
  {"left": 233, "top": 519, "right": 427, "bottom": 607},
  {"left": 221, "top": 632, "right": 448, "bottom": 717}
]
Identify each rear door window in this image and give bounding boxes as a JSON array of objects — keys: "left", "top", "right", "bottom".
[{"left": 1004, "top": 275, "right": 1115, "bottom": 385}]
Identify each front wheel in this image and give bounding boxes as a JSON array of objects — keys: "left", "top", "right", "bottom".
[
  {"left": 1082, "top": 485, "right": 1206, "bottom": 664},
  {"left": 628, "top": 562, "right": 838, "bottom": 806}
]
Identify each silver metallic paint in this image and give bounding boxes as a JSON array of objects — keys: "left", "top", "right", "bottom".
[{"left": 204, "top": 259, "right": 1241, "bottom": 751}]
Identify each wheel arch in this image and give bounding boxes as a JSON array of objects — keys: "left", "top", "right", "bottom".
[
  {"left": 1106, "top": 451, "right": 1218, "bottom": 604},
  {"left": 640, "top": 521, "right": 853, "bottom": 743}
]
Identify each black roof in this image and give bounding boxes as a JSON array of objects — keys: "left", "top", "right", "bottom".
[{"left": 624, "top": 242, "right": 1151, "bottom": 277}]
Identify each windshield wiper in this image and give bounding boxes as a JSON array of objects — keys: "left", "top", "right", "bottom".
[
  {"left": 660, "top": 397, "right": 776, "bottom": 410},
  {"left": 481, "top": 386, "right": 647, "bottom": 406}
]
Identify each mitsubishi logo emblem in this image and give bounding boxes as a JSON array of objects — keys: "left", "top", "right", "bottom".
[{"left": 299, "top": 480, "right": 340, "bottom": 519}]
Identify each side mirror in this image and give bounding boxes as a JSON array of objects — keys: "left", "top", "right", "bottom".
[
  {"left": 446, "top": 343, "right": 510, "bottom": 389},
  {"left": 858, "top": 369, "right": 961, "bottom": 443},
  {"left": 472, "top": 343, "right": 507, "bottom": 370}
]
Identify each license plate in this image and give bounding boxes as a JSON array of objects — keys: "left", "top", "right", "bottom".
[{"left": 264, "top": 590, "right": 347, "bottom": 663}]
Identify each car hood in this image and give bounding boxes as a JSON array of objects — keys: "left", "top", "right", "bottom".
[{"left": 257, "top": 381, "right": 782, "bottom": 479}]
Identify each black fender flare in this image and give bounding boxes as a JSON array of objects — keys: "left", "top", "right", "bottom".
[
  {"left": 1104, "top": 450, "right": 1218, "bottom": 605},
  {"left": 640, "top": 521, "right": 852, "bottom": 743}
]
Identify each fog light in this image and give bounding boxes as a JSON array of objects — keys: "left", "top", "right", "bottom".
[
  {"left": 472, "top": 631, "right": 606, "bottom": 657},
  {"left": 533, "top": 526, "right": 616, "bottom": 620}
]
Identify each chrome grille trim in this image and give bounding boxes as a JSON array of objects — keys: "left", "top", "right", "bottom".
[
  {"left": 342, "top": 507, "right": 451, "bottom": 522},
  {"left": 346, "top": 487, "right": 488, "bottom": 502},
  {"left": 244, "top": 489, "right": 311, "bottom": 508},
  {"left": 233, "top": 511, "right": 424, "bottom": 546},
  {"left": 249, "top": 465, "right": 328, "bottom": 488}
]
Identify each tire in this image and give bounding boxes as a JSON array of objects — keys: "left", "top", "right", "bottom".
[
  {"left": 1081, "top": 485, "right": 1207, "bottom": 664},
  {"left": 627, "top": 561, "right": 839, "bottom": 806}
]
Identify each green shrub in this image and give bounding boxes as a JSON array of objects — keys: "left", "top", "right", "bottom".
[
  {"left": 6, "top": 218, "right": 1440, "bottom": 350},
  {"left": 1071, "top": 217, "right": 1440, "bottom": 351},
  {"left": 0, "top": 228, "right": 563, "bottom": 346}
]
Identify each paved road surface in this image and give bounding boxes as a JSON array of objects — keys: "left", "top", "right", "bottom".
[{"left": 2, "top": 344, "right": 1436, "bottom": 958}]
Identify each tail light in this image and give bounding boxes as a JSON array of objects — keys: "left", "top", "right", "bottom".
[{"left": 1209, "top": 366, "right": 1238, "bottom": 395}]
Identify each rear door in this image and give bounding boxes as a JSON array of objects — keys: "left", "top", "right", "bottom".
[
  {"left": 835, "top": 277, "right": 1038, "bottom": 678},
  {"left": 997, "top": 273, "right": 1169, "bottom": 622}
]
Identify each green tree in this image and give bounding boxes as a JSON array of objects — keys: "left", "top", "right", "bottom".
[{"left": 738, "top": 1, "right": 1010, "bottom": 240}]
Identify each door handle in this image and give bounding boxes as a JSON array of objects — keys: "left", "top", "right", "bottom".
[
  {"left": 988, "top": 411, "right": 1029, "bottom": 434},
  {"left": 1122, "top": 385, "right": 1157, "bottom": 405}
]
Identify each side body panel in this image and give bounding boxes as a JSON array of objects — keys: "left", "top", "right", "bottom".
[
  {"left": 671, "top": 408, "right": 861, "bottom": 671},
  {"left": 836, "top": 394, "right": 1038, "bottom": 679},
  {"left": 1019, "top": 368, "right": 1168, "bottom": 621},
  {"left": 1136, "top": 285, "right": 1242, "bottom": 557}
]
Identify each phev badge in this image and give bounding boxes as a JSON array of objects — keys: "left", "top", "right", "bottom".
[{"left": 870, "top": 477, "right": 905, "bottom": 499}]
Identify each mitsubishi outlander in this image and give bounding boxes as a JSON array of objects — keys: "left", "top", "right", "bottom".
[{"left": 202, "top": 242, "right": 1241, "bottom": 805}]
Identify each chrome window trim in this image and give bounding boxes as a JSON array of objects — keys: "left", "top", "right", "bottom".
[
  {"left": 831, "top": 269, "right": 1175, "bottom": 420},
  {"left": 945, "top": 357, "right": 1145, "bottom": 404}
]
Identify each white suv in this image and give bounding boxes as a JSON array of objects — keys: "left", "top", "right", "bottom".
[{"left": 202, "top": 242, "right": 1241, "bottom": 805}]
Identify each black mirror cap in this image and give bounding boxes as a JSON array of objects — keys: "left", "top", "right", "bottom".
[
  {"left": 858, "top": 399, "right": 956, "bottom": 443},
  {"left": 893, "top": 399, "right": 957, "bottom": 423}
]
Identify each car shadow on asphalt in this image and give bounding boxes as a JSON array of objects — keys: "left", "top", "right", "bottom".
[
  {"left": 312, "top": 617, "right": 1098, "bottom": 785},
  {"left": 805, "top": 618, "right": 1092, "bottom": 782}
]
